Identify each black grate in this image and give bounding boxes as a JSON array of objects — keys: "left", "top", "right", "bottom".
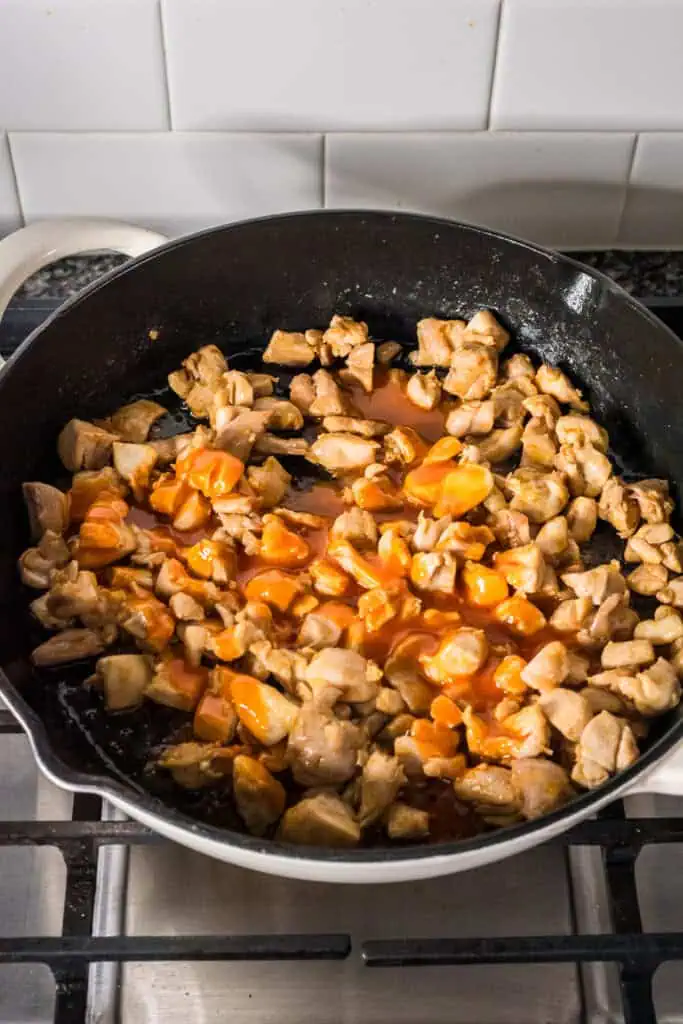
[{"left": 3, "top": 294, "right": 683, "bottom": 1024}]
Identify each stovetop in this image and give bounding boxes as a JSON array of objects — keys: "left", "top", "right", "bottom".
[{"left": 2, "top": 296, "right": 683, "bottom": 1024}]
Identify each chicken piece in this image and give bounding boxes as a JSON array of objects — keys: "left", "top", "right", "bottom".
[
  {"left": 562, "top": 563, "right": 626, "bottom": 605},
  {"left": 598, "top": 477, "right": 640, "bottom": 538},
  {"left": 94, "top": 654, "right": 153, "bottom": 711},
  {"left": 262, "top": 329, "right": 316, "bottom": 366},
  {"left": 617, "top": 658, "right": 681, "bottom": 716},
  {"left": 287, "top": 703, "right": 361, "bottom": 786},
  {"left": 211, "top": 408, "right": 270, "bottom": 461},
  {"left": 383, "top": 636, "right": 437, "bottom": 713},
  {"left": 307, "top": 369, "right": 347, "bottom": 417},
  {"left": 566, "top": 496, "right": 597, "bottom": 544},
  {"left": 244, "top": 372, "right": 275, "bottom": 397},
  {"left": 535, "top": 364, "right": 589, "bottom": 411},
  {"left": 57, "top": 419, "right": 119, "bottom": 472},
  {"left": 107, "top": 399, "right": 166, "bottom": 443},
  {"left": 410, "top": 551, "right": 457, "bottom": 594},
  {"left": 32, "top": 628, "right": 105, "bottom": 666},
  {"left": 246, "top": 457, "right": 291, "bottom": 509},
  {"left": 382, "top": 427, "right": 426, "bottom": 469},
  {"left": 535, "top": 516, "right": 569, "bottom": 561},
  {"left": 411, "top": 319, "right": 460, "bottom": 367},
  {"left": 538, "top": 688, "right": 594, "bottom": 742},
  {"left": 411, "top": 513, "right": 451, "bottom": 552},
  {"left": 321, "top": 314, "right": 368, "bottom": 357},
  {"left": 30, "top": 593, "right": 71, "bottom": 629},
  {"left": 509, "top": 473, "right": 569, "bottom": 523},
  {"left": 601, "top": 640, "right": 655, "bottom": 670},
  {"left": 376, "top": 686, "right": 406, "bottom": 715},
  {"left": 22, "top": 482, "right": 69, "bottom": 539},
  {"left": 565, "top": 443, "right": 612, "bottom": 498},
  {"left": 488, "top": 509, "right": 532, "bottom": 549},
  {"left": 386, "top": 802, "right": 430, "bottom": 839},
  {"left": 19, "top": 530, "right": 70, "bottom": 588},
  {"left": 521, "top": 641, "right": 570, "bottom": 692},
  {"left": 306, "top": 648, "right": 381, "bottom": 704},
  {"left": 169, "top": 592, "right": 205, "bottom": 622},
  {"left": 572, "top": 711, "right": 638, "bottom": 788},
  {"left": 331, "top": 507, "right": 378, "bottom": 549},
  {"left": 406, "top": 370, "right": 441, "bottom": 411},
  {"left": 45, "top": 563, "right": 100, "bottom": 618},
  {"left": 308, "top": 433, "right": 379, "bottom": 475},
  {"left": 635, "top": 612, "right": 683, "bottom": 644},
  {"left": 230, "top": 674, "right": 298, "bottom": 745},
  {"left": 297, "top": 611, "right": 343, "bottom": 649},
  {"left": 443, "top": 343, "right": 498, "bottom": 401},
  {"left": 627, "top": 562, "right": 668, "bottom": 597},
  {"left": 278, "top": 791, "right": 361, "bottom": 847},
  {"left": 340, "top": 341, "right": 373, "bottom": 393},
  {"left": 521, "top": 417, "right": 558, "bottom": 468},
  {"left": 232, "top": 755, "right": 286, "bottom": 836},
  {"left": 245, "top": 641, "right": 309, "bottom": 695},
  {"left": 308, "top": 558, "right": 350, "bottom": 598},
  {"left": 252, "top": 397, "right": 304, "bottom": 432},
  {"left": 322, "top": 418, "right": 388, "bottom": 441},
  {"left": 436, "top": 522, "right": 495, "bottom": 561},
  {"left": 521, "top": 393, "right": 560, "bottom": 427},
  {"left": 628, "top": 479, "right": 673, "bottom": 524},
  {"left": 476, "top": 424, "right": 523, "bottom": 464},
  {"left": 445, "top": 400, "right": 495, "bottom": 438},
  {"left": 624, "top": 522, "right": 674, "bottom": 564},
  {"left": 656, "top": 576, "right": 683, "bottom": 607},
  {"left": 358, "top": 750, "right": 406, "bottom": 827},
  {"left": 580, "top": 685, "right": 630, "bottom": 717},
  {"left": 577, "top": 593, "right": 636, "bottom": 649},
  {"left": 375, "top": 340, "right": 401, "bottom": 364},
  {"left": 549, "top": 597, "right": 592, "bottom": 633},
  {"left": 217, "top": 370, "right": 253, "bottom": 408},
  {"left": 111, "top": 442, "right": 158, "bottom": 502},
  {"left": 503, "top": 352, "right": 536, "bottom": 383},
  {"left": 509, "top": 758, "right": 572, "bottom": 820},
  {"left": 421, "top": 628, "right": 488, "bottom": 684},
  {"left": 453, "top": 764, "right": 521, "bottom": 821},
  {"left": 254, "top": 434, "right": 309, "bottom": 457},
  {"left": 464, "top": 703, "right": 549, "bottom": 762},
  {"left": 119, "top": 588, "right": 176, "bottom": 652},
  {"left": 494, "top": 543, "right": 546, "bottom": 594},
  {"left": 464, "top": 309, "right": 510, "bottom": 352},
  {"left": 289, "top": 373, "right": 316, "bottom": 415}
]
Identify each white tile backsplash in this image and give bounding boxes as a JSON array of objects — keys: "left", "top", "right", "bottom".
[
  {"left": 10, "top": 133, "right": 322, "bottom": 237},
  {"left": 162, "top": 0, "right": 501, "bottom": 131},
  {"left": 491, "top": 0, "right": 683, "bottom": 132},
  {"left": 619, "top": 135, "right": 683, "bottom": 249},
  {"left": 326, "top": 132, "right": 634, "bottom": 248},
  {"left": 0, "top": 134, "right": 21, "bottom": 237},
  {"left": 0, "top": 0, "right": 168, "bottom": 131},
  {"left": 0, "top": 0, "right": 682, "bottom": 247}
]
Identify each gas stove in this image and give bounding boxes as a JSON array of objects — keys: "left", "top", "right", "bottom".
[{"left": 1, "top": 295, "right": 683, "bottom": 1024}]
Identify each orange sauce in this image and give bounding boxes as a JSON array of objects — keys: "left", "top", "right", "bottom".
[{"left": 348, "top": 377, "right": 446, "bottom": 442}]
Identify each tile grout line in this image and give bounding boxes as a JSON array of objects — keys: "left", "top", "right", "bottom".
[
  {"left": 485, "top": 0, "right": 505, "bottom": 131},
  {"left": 614, "top": 133, "right": 640, "bottom": 243},
  {"left": 4, "top": 133, "right": 26, "bottom": 228},
  {"left": 157, "top": 0, "right": 174, "bottom": 131}
]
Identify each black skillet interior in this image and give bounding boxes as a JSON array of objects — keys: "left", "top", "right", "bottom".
[{"left": 2, "top": 209, "right": 683, "bottom": 853}]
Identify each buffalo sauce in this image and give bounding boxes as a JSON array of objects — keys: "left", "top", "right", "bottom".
[{"left": 348, "top": 375, "right": 447, "bottom": 442}]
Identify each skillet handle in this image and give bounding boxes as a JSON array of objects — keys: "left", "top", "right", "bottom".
[
  {"left": 0, "top": 218, "right": 167, "bottom": 323},
  {"left": 627, "top": 740, "right": 683, "bottom": 796}
]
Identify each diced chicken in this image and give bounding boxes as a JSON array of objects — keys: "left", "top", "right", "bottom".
[
  {"left": 262, "top": 329, "right": 316, "bottom": 366},
  {"left": 406, "top": 370, "right": 441, "bottom": 411},
  {"left": 627, "top": 562, "right": 668, "bottom": 596},
  {"left": 297, "top": 611, "right": 342, "bottom": 649},
  {"left": 556, "top": 414, "right": 608, "bottom": 452},
  {"left": 253, "top": 397, "right": 304, "bottom": 431},
  {"left": 443, "top": 343, "right": 498, "bottom": 401},
  {"left": 536, "top": 516, "right": 569, "bottom": 560},
  {"left": 509, "top": 758, "right": 572, "bottom": 820},
  {"left": 446, "top": 400, "right": 495, "bottom": 438},
  {"left": 535, "top": 364, "right": 589, "bottom": 411},
  {"left": 377, "top": 341, "right": 402, "bottom": 364},
  {"left": 509, "top": 473, "right": 569, "bottom": 523},
  {"left": 656, "top": 576, "right": 683, "bottom": 607},
  {"left": 308, "top": 433, "right": 379, "bottom": 475},
  {"left": 550, "top": 597, "right": 592, "bottom": 633},
  {"left": 22, "top": 482, "right": 69, "bottom": 539},
  {"left": 538, "top": 688, "right": 594, "bottom": 742},
  {"left": 169, "top": 592, "right": 205, "bottom": 622},
  {"left": 322, "top": 416, "right": 390, "bottom": 438},
  {"left": 453, "top": 764, "right": 521, "bottom": 820},
  {"left": 488, "top": 509, "right": 532, "bottom": 549},
  {"left": 421, "top": 628, "right": 488, "bottom": 683},
  {"left": 521, "top": 642, "right": 570, "bottom": 692},
  {"left": 572, "top": 711, "right": 638, "bottom": 788},
  {"left": 494, "top": 543, "right": 546, "bottom": 594},
  {"left": 358, "top": 750, "right": 406, "bottom": 827},
  {"left": 331, "top": 507, "right": 378, "bottom": 549},
  {"left": 306, "top": 648, "right": 382, "bottom": 703},
  {"left": 57, "top": 419, "right": 119, "bottom": 472},
  {"left": 521, "top": 417, "right": 558, "bottom": 468},
  {"left": 411, "top": 513, "right": 451, "bottom": 552},
  {"left": 504, "top": 352, "right": 536, "bottom": 382},
  {"left": 107, "top": 399, "right": 166, "bottom": 443},
  {"left": 562, "top": 563, "right": 626, "bottom": 605},
  {"left": 345, "top": 342, "right": 375, "bottom": 393},
  {"left": 247, "top": 456, "right": 291, "bottom": 509},
  {"left": 601, "top": 640, "right": 655, "bottom": 670},
  {"left": 464, "top": 309, "right": 510, "bottom": 352},
  {"left": 411, "top": 318, "right": 464, "bottom": 367},
  {"left": 476, "top": 424, "right": 523, "bottom": 464},
  {"left": 287, "top": 703, "right": 361, "bottom": 786},
  {"left": 598, "top": 477, "right": 640, "bottom": 538},
  {"left": 567, "top": 496, "right": 598, "bottom": 544},
  {"left": 220, "top": 370, "right": 254, "bottom": 407},
  {"left": 634, "top": 612, "right": 683, "bottom": 644},
  {"left": 32, "top": 628, "right": 105, "bottom": 666},
  {"left": 214, "top": 408, "right": 271, "bottom": 460},
  {"left": 307, "top": 369, "right": 347, "bottom": 417},
  {"left": 247, "top": 640, "right": 309, "bottom": 695},
  {"left": 233, "top": 755, "right": 286, "bottom": 836},
  {"left": 19, "top": 531, "right": 70, "bottom": 588},
  {"left": 45, "top": 564, "right": 101, "bottom": 619},
  {"left": 112, "top": 442, "right": 158, "bottom": 501},
  {"left": 386, "top": 803, "right": 430, "bottom": 839},
  {"left": 230, "top": 674, "right": 297, "bottom": 745},
  {"left": 278, "top": 791, "right": 361, "bottom": 847},
  {"left": 617, "top": 658, "right": 681, "bottom": 716},
  {"left": 289, "top": 373, "right": 316, "bottom": 415},
  {"left": 94, "top": 654, "right": 153, "bottom": 711},
  {"left": 410, "top": 551, "right": 457, "bottom": 594},
  {"left": 323, "top": 315, "right": 369, "bottom": 357},
  {"left": 628, "top": 479, "right": 673, "bottom": 524},
  {"left": 254, "top": 433, "right": 309, "bottom": 456}
]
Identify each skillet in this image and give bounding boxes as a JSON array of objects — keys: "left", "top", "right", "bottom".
[{"left": 1, "top": 209, "right": 682, "bottom": 883}]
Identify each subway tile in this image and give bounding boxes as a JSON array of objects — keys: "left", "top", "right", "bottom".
[
  {"left": 0, "top": 134, "right": 21, "bottom": 237},
  {"left": 10, "top": 133, "right": 322, "bottom": 237},
  {"left": 619, "top": 135, "right": 683, "bottom": 248},
  {"left": 325, "top": 132, "right": 634, "bottom": 249},
  {"left": 0, "top": 0, "right": 168, "bottom": 131},
  {"left": 162, "top": 0, "right": 500, "bottom": 131},
  {"left": 491, "top": 0, "right": 683, "bottom": 131}
]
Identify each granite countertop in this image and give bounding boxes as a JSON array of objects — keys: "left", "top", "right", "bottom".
[{"left": 10, "top": 250, "right": 683, "bottom": 304}]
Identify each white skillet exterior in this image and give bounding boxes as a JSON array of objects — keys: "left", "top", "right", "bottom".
[{"left": 1, "top": 217, "right": 683, "bottom": 884}]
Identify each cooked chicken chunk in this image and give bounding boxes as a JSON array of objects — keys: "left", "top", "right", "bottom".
[
  {"left": 253, "top": 433, "right": 309, "bottom": 457},
  {"left": 521, "top": 642, "right": 570, "bottom": 692},
  {"left": 213, "top": 408, "right": 271, "bottom": 460},
  {"left": 627, "top": 562, "right": 668, "bottom": 596},
  {"left": 247, "top": 456, "right": 291, "bottom": 509},
  {"left": 377, "top": 341, "right": 402, "bottom": 364},
  {"left": 32, "top": 628, "right": 104, "bottom": 666},
  {"left": 107, "top": 399, "right": 166, "bottom": 443},
  {"left": 344, "top": 342, "right": 375, "bottom": 393},
  {"left": 233, "top": 755, "right": 286, "bottom": 836},
  {"left": 57, "top": 419, "right": 119, "bottom": 472},
  {"left": 287, "top": 703, "right": 361, "bottom": 786},
  {"left": 331, "top": 507, "right": 378, "bottom": 549},
  {"left": 562, "top": 563, "right": 626, "bottom": 605},
  {"left": 601, "top": 640, "right": 655, "bottom": 670},
  {"left": 278, "top": 791, "right": 361, "bottom": 847},
  {"left": 628, "top": 479, "right": 673, "bottom": 524},
  {"left": 617, "top": 658, "right": 681, "bottom": 716},
  {"left": 94, "top": 654, "right": 153, "bottom": 711},
  {"left": 305, "top": 648, "right": 382, "bottom": 704},
  {"left": 22, "top": 482, "right": 69, "bottom": 539},
  {"left": 323, "top": 315, "right": 369, "bottom": 357},
  {"left": 443, "top": 343, "right": 498, "bottom": 401},
  {"left": 322, "top": 416, "right": 390, "bottom": 437},
  {"left": 406, "top": 371, "right": 441, "bottom": 411},
  {"left": 453, "top": 764, "right": 521, "bottom": 819},
  {"left": 572, "top": 711, "right": 638, "bottom": 788},
  {"left": 509, "top": 758, "right": 572, "bottom": 820},
  {"left": 359, "top": 750, "right": 406, "bottom": 827},
  {"left": 19, "top": 531, "right": 70, "bottom": 588},
  {"left": 477, "top": 424, "right": 523, "bottom": 464},
  {"left": 567, "top": 496, "right": 598, "bottom": 544},
  {"left": 112, "top": 442, "right": 158, "bottom": 501},
  {"left": 464, "top": 309, "right": 510, "bottom": 352},
  {"left": 538, "top": 688, "right": 593, "bottom": 742},
  {"left": 535, "top": 364, "right": 588, "bottom": 411},
  {"left": 445, "top": 400, "right": 495, "bottom": 438},
  {"left": 509, "top": 473, "right": 569, "bottom": 523},
  {"left": 386, "top": 803, "right": 430, "bottom": 839},
  {"left": 308, "top": 433, "right": 379, "bottom": 475},
  {"left": 411, "top": 318, "right": 464, "bottom": 367},
  {"left": 410, "top": 551, "right": 457, "bottom": 594},
  {"left": 253, "top": 397, "right": 304, "bottom": 432},
  {"left": 598, "top": 477, "right": 640, "bottom": 538},
  {"left": 262, "top": 329, "right": 316, "bottom": 366}
]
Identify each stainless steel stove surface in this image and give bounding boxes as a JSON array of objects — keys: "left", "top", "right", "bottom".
[{"left": 2, "top": 297, "right": 683, "bottom": 1024}]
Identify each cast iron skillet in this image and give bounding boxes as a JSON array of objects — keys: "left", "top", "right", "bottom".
[{"left": 1, "top": 210, "right": 683, "bottom": 883}]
